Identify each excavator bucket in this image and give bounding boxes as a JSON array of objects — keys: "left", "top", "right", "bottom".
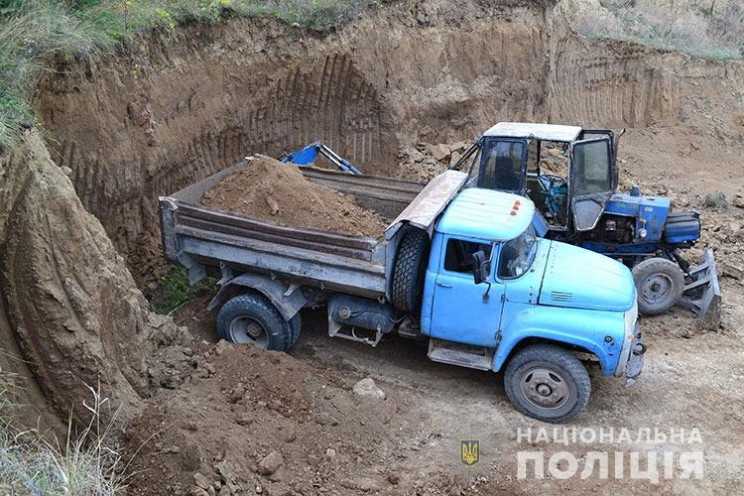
[{"left": 677, "top": 249, "right": 721, "bottom": 329}]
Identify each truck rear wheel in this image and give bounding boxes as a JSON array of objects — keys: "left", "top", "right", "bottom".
[
  {"left": 217, "top": 293, "right": 296, "bottom": 351},
  {"left": 504, "top": 344, "right": 590, "bottom": 423},
  {"left": 632, "top": 257, "right": 685, "bottom": 315},
  {"left": 391, "top": 228, "right": 430, "bottom": 312}
]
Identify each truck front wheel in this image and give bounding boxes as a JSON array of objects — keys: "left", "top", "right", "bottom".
[
  {"left": 217, "top": 293, "right": 298, "bottom": 351},
  {"left": 632, "top": 257, "right": 685, "bottom": 315},
  {"left": 504, "top": 344, "right": 590, "bottom": 423}
]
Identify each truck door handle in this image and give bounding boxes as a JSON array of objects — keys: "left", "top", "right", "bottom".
[{"left": 436, "top": 281, "right": 453, "bottom": 288}]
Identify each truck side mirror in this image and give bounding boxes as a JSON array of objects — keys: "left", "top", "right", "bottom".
[{"left": 471, "top": 250, "right": 489, "bottom": 285}]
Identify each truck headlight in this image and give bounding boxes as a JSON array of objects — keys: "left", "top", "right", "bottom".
[
  {"left": 624, "top": 300, "right": 638, "bottom": 339},
  {"left": 615, "top": 300, "right": 638, "bottom": 377}
]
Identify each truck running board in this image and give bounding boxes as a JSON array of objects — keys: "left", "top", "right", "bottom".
[{"left": 427, "top": 339, "right": 494, "bottom": 371}]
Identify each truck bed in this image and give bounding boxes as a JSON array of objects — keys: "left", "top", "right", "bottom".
[{"left": 159, "top": 159, "right": 466, "bottom": 300}]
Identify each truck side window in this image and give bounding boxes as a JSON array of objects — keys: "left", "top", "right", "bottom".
[{"left": 444, "top": 239, "right": 493, "bottom": 274}]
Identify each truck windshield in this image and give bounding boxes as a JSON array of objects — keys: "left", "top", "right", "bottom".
[{"left": 498, "top": 226, "right": 537, "bottom": 279}]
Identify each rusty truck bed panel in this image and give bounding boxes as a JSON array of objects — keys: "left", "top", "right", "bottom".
[{"left": 385, "top": 170, "right": 468, "bottom": 239}]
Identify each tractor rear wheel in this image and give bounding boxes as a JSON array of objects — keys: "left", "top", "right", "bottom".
[{"left": 632, "top": 257, "right": 685, "bottom": 315}]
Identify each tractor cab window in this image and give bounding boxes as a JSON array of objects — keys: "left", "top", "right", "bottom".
[
  {"left": 479, "top": 140, "right": 525, "bottom": 193},
  {"left": 444, "top": 239, "right": 493, "bottom": 275},
  {"left": 526, "top": 141, "right": 570, "bottom": 228},
  {"left": 572, "top": 139, "right": 612, "bottom": 196},
  {"left": 498, "top": 226, "right": 537, "bottom": 279},
  {"left": 465, "top": 147, "right": 483, "bottom": 188}
]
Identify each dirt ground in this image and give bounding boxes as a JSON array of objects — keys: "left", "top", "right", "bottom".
[
  {"left": 201, "top": 156, "right": 387, "bottom": 237},
  {"left": 0, "top": 0, "right": 741, "bottom": 494}
]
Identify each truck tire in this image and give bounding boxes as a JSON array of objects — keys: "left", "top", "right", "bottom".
[
  {"left": 632, "top": 257, "right": 685, "bottom": 315},
  {"left": 217, "top": 293, "right": 293, "bottom": 351},
  {"left": 504, "top": 344, "right": 590, "bottom": 423},
  {"left": 391, "top": 228, "right": 430, "bottom": 312}
]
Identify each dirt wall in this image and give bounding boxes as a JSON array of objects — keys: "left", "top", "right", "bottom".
[
  {"left": 31, "top": 2, "right": 553, "bottom": 285},
  {"left": 30, "top": 0, "right": 744, "bottom": 287},
  {"left": 0, "top": 132, "right": 157, "bottom": 424}
]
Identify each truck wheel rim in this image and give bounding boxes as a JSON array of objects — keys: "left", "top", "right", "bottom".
[
  {"left": 641, "top": 274, "right": 673, "bottom": 303},
  {"left": 519, "top": 367, "right": 570, "bottom": 410},
  {"left": 229, "top": 317, "right": 269, "bottom": 348}
]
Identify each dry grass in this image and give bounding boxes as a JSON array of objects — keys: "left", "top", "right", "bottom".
[
  {"left": 561, "top": 0, "right": 744, "bottom": 60},
  {"left": 0, "top": 375, "right": 128, "bottom": 496}
]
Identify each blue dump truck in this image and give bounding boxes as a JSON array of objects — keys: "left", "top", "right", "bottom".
[{"left": 160, "top": 161, "right": 644, "bottom": 423}]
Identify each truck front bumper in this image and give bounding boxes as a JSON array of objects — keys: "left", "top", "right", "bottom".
[{"left": 624, "top": 324, "right": 646, "bottom": 387}]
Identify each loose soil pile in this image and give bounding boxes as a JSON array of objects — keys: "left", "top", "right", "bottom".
[
  {"left": 201, "top": 156, "right": 387, "bottom": 237},
  {"left": 124, "top": 338, "right": 443, "bottom": 496}
]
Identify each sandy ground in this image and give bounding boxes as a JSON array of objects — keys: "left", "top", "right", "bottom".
[{"left": 134, "top": 277, "right": 742, "bottom": 495}]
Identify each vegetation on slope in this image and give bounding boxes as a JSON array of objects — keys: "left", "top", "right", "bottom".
[
  {"left": 0, "top": 371, "right": 127, "bottom": 495},
  {"left": 563, "top": 0, "right": 744, "bottom": 60},
  {"left": 0, "top": 0, "right": 377, "bottom": 152}
]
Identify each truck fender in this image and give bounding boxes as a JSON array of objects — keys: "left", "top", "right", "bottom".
[
  {"left": 493, "top": 328, "right": 618, "bottom": 376},
  {"left": 207, "top": 274, "right": 306, "bottom": 321}
]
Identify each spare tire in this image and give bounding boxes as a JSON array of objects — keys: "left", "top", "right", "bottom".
[{"left": 391, "top": 228, "right": 430, "bottom": 312}]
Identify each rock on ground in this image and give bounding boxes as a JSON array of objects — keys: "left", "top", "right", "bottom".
[
  {"left": 257, "top": 451, "right": 284, "bottom": 476},
  {"left": 352, "top": 378, "right": 386, "bottom": 399}
]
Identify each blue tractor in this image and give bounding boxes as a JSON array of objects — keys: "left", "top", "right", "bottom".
[{"left": 451, "top": 122, "right": 720, "bottom": 323}]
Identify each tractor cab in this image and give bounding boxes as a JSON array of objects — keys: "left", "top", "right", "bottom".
[
  {"left": 461, "top": 123, "right": 618, "bottom": 233},
  {"left": 454, "top": 122, "right": 720, "bottom": 323}
]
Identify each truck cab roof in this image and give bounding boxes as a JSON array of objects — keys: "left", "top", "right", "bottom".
[
  {"left": 436, "top": 188, "right": 535, "bottom": 241},
  {"left": 483, "top": 122, "right": 582, "bottom": 142}
]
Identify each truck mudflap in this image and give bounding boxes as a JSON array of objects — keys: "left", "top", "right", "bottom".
[
  {"left": 625, "top": 325, "right": 646, "bottom": 387},
  {"left": 677, "top": 249, "right": 721, "bottom": 329}
]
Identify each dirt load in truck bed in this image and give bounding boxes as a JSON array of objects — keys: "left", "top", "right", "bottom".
[{"left": 201, "top": 156, "right": 387, "bottom": 237}]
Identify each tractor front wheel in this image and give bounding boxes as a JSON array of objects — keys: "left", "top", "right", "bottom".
[{"left": 632, "top": 258, "right": 685, "bottom": 315}]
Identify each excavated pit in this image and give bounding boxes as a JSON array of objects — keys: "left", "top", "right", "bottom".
[{"left": 2, "top": 0, "right": 744, "bottom": 493}]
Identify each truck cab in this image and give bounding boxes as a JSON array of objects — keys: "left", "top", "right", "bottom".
[{"left": 418, "top": 188, "right": 643, "bottom": 422}]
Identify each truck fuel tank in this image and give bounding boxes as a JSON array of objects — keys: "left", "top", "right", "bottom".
[{"left": 327, "top": 294, "right": 398, "bottom": 346}]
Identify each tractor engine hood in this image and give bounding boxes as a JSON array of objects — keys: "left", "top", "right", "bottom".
[{"left": 538, "top": 241, "right": 636, "bottom": 312}]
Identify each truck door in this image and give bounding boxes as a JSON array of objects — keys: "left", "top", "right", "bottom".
[
  {"left": 570, "top": 138, "right": 614, "bottom": 231},
  {"left": 428, "top": 237, "right": 505, "bottom": 348}
]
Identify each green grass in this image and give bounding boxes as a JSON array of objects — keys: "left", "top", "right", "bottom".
[
  {"left": 150, "top": 265, "right": 214, "bottom": 314},
  {"left": 0, "top": 0, "right": 377, "bottom": 153}
]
